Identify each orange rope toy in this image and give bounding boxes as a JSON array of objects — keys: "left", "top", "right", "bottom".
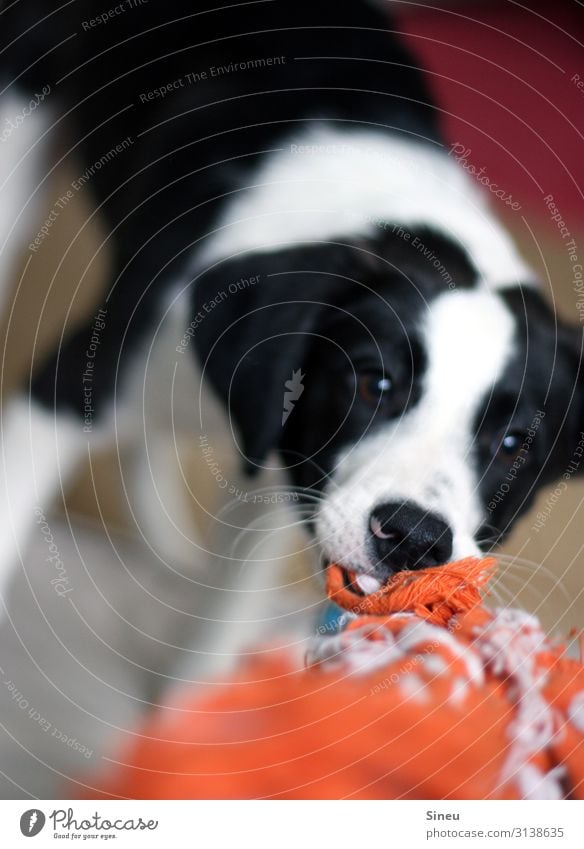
[
  {"left": 324, "top": 556, "right": 497, "bottom": 623},
  {"left": 86, "top": 558, "right": 584, "bottom": 800}
]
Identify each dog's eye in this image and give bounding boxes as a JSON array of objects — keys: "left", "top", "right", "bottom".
[
  {"left": 492, "top": 430, "right": 526, "bottom": 462},
  {"left": 357, "top": 372, "right": 393, "bottom": 406}
]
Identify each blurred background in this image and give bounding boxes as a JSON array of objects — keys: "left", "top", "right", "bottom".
[{"left": 0, "top": 0, "right": 583, "bottom": 797}]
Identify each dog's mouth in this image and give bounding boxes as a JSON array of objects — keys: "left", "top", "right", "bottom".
[{"left": 330, "top": 563, "right": 387, "bottom": 597}]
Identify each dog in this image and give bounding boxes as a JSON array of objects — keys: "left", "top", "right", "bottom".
[{"left": 0, "top": 0, "right": 581, "bottom": 638}]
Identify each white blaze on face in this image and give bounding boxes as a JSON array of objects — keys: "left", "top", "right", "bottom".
[{"left": 317, "top": 290, "right": 516, "bottom": 572}]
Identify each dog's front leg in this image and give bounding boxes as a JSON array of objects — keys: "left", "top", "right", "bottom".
[
  {"left": 164, "top": 480, "right": 308, "bottom": 692},
  {"left": 0, "top": 396, "right": 87, "bottom": 616}
]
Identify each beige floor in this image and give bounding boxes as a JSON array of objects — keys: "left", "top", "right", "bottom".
[{"left": 3, "top": 162, "right": 584, "bottom": 639}]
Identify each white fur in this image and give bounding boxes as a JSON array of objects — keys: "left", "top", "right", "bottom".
[
  {"left": 199, "top": 126, "right": 533, "bottom": 290},
  {"left": 0, "top": 93, "right": 50, "bottom": 313},
  {"left": 0, "top": 397, "right": 87, "bottom": 610},
  {"left": 316, "top": 289, "right": 516, "bottom": 573}
]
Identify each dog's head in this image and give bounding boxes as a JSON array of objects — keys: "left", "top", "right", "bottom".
[{"left": 194, "top": 227, "right": 583, "bottom": 590}]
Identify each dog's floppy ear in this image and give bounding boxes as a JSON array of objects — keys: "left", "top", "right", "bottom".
[{"left": 193, "top": 249, "right": 343, "bottom": 473}]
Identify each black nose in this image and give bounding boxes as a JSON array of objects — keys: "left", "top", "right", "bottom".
[{"left": 368, "top": 501, "right": 453, "bottom": 573}]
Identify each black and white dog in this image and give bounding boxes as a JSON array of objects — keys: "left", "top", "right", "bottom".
[{"left": 0, "top": 0, "right": 581, "bottom": 621}]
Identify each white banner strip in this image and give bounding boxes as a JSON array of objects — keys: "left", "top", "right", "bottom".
[{"left": 1, "top": 799, "right": 583, "bottom": 847}]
